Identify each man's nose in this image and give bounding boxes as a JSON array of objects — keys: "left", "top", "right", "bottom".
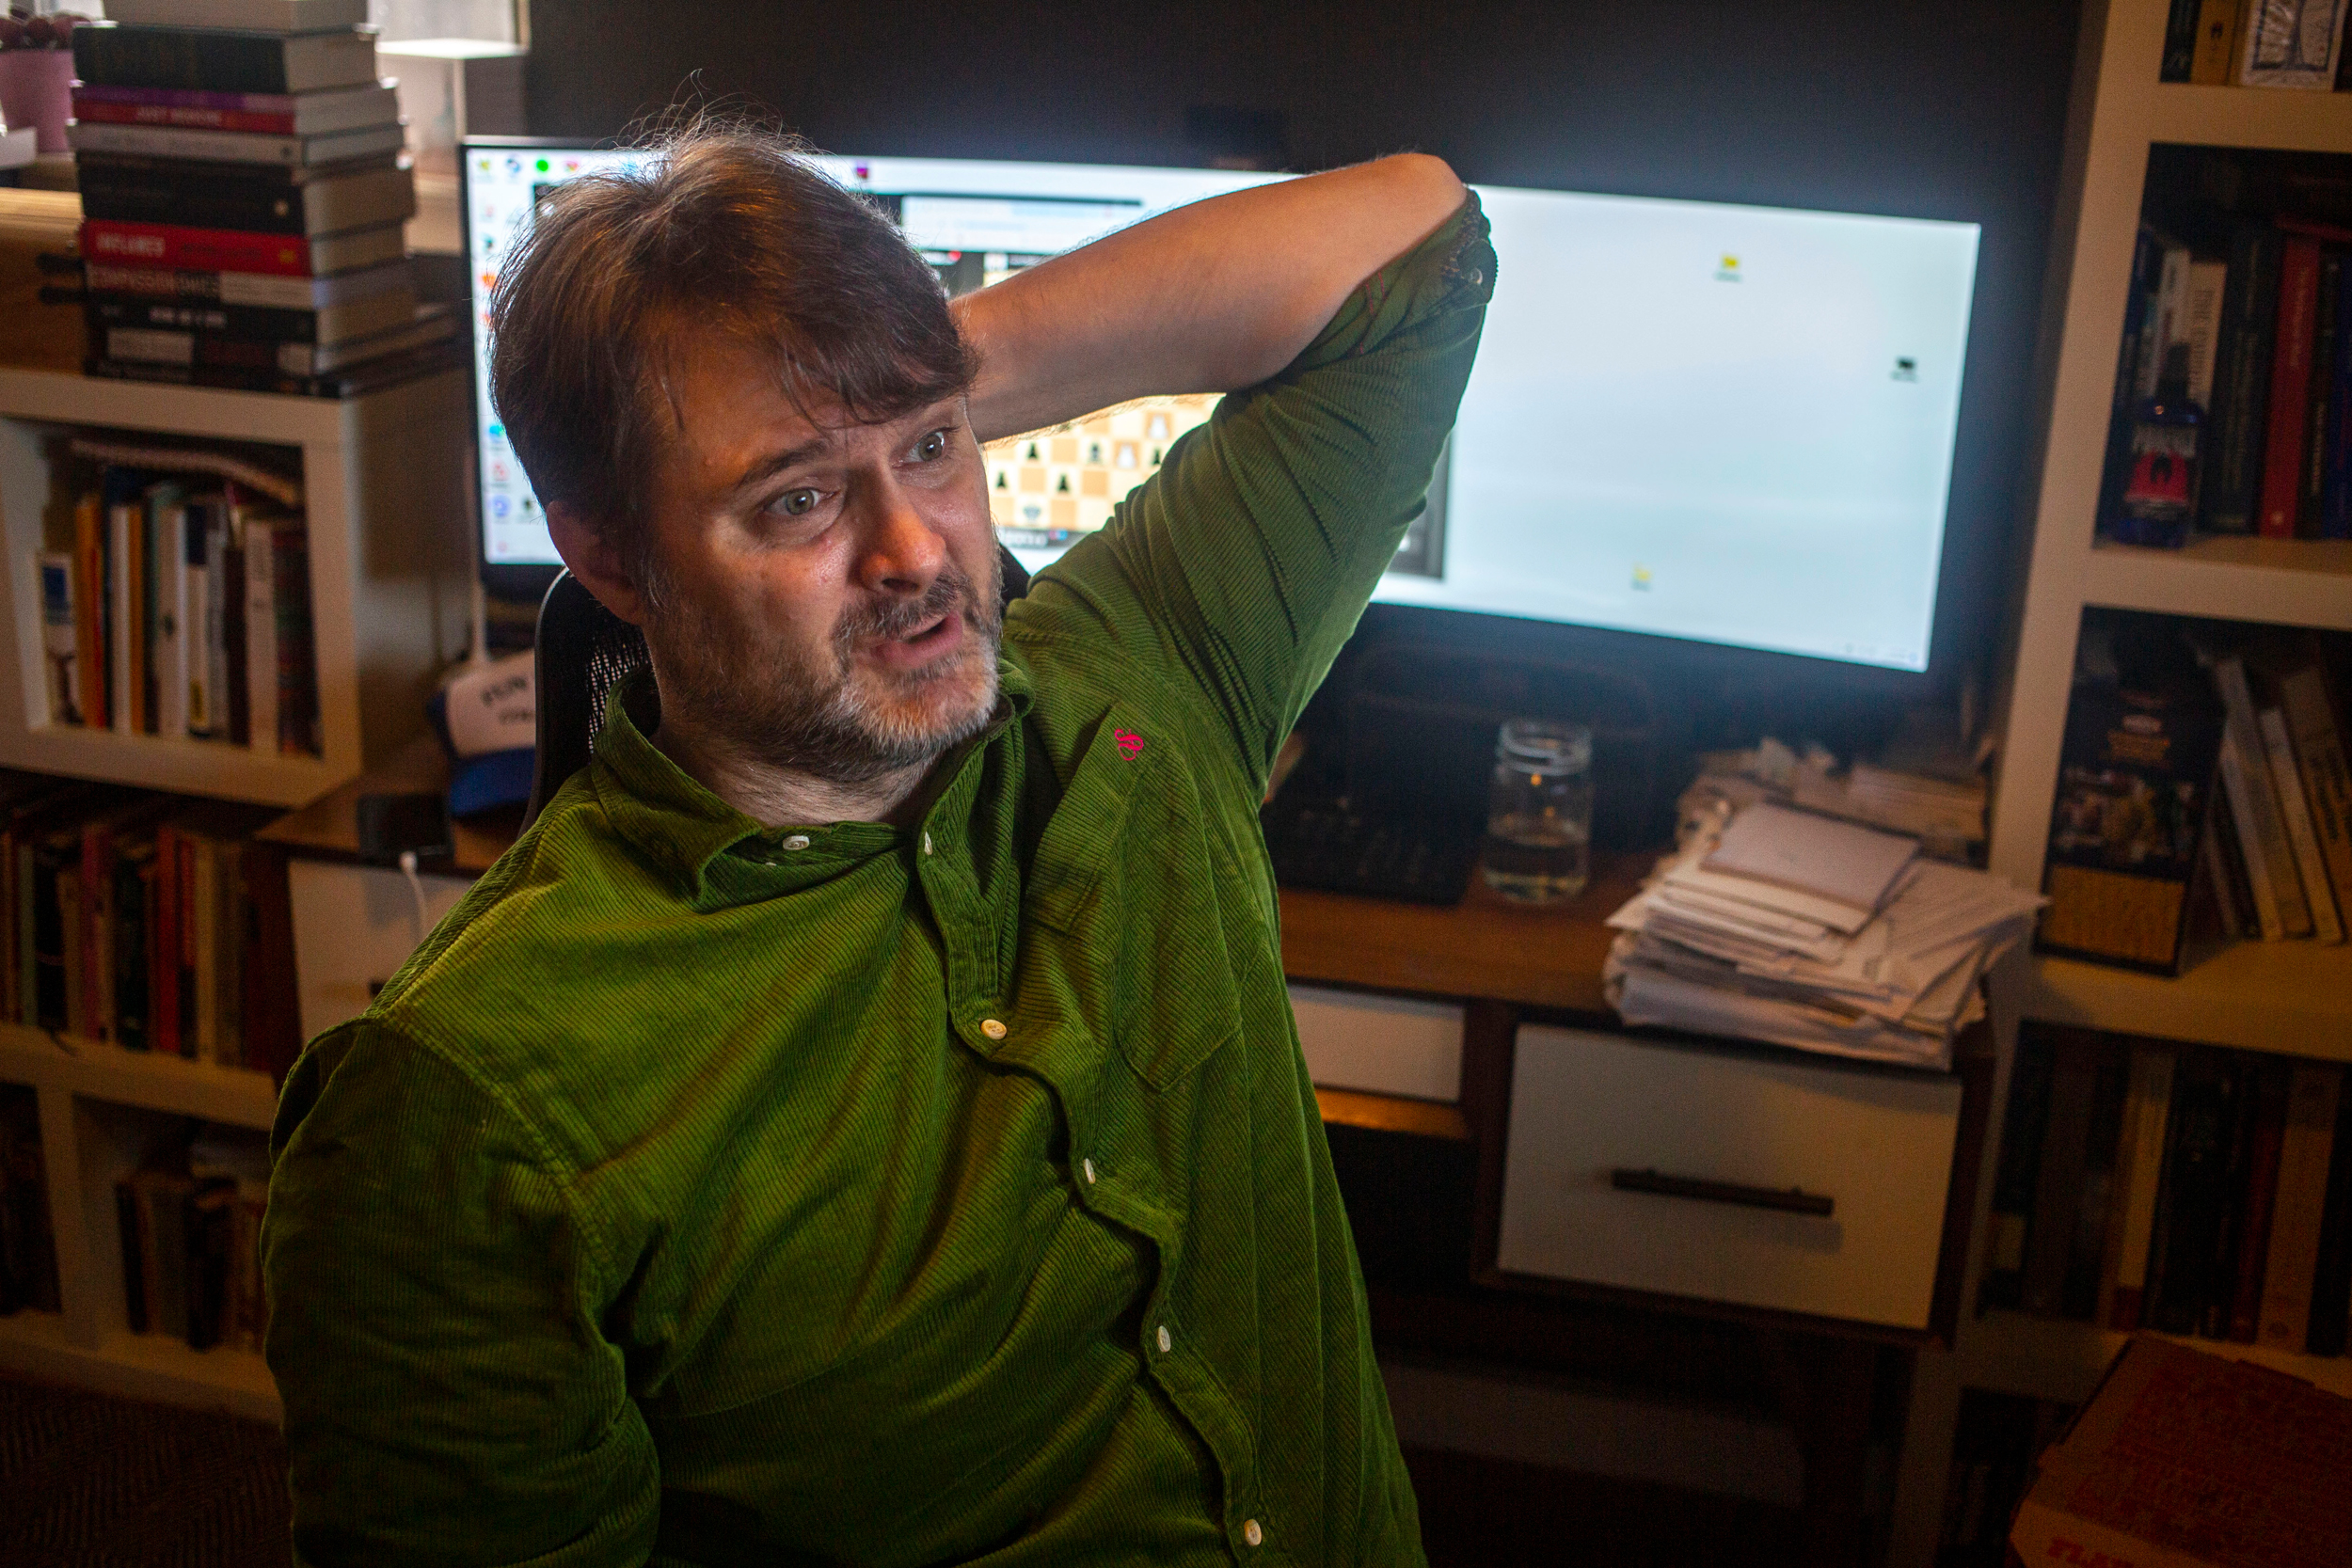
[{"left": 853, "top": 473, "right": 946, "bottom": 597}]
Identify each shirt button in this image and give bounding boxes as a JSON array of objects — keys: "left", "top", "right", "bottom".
[
  {"left": 981, "top": 1018, "right": 1008, "bottom": 1040},
  {"left": 922, "top": 831, "right": 934, "bottom": 855},
  {"left": 1082, "top": 1158, "right": 1097, "bottom": 1184},
  {"left": 1243, "top": 1520, "right": 1263, "bottom": 1548},
  {"left": 781, "top": 834, "right": 811, "bottom": 851},
  {"left": 1155, "top": 1324, "right": 1171, "bottom": 1354}
]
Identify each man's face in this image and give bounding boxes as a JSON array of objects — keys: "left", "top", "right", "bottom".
[{"left": 625, "top": 329, "right": 1003, "bottom": 785}]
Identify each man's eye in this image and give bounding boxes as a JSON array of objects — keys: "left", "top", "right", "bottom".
[
  {"left": 914, "top": 429, "right": 948, "bottom": 462},
  {"left": 774, "top": 488, "right": 818, "bottom": 516}
]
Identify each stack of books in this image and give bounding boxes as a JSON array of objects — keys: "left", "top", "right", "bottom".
[
  {"left": 1603, "top": 800, "right": 2043, "bottom": 1069},
  {"left": 0, "top": 1085, "right": 59, "bottom": 1318},
  {"left": 37, "top": 436, "right": 320, "bottom": 757},
  {"left": 1984, "top": 1025, "right": 2352, "bottom": 1361},
  {"left": 117, "top": 1124, "right": 269, "bottom": 1353},
  {"left": 65, "top": 0, "right": 457, "bottom": 396}
]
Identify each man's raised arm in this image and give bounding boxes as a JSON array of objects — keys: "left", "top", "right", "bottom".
[{"left": 955, "top": 153, "right": 1466, "bottom": 442}]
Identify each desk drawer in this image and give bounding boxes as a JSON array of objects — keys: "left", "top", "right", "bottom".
[
  {"left": 288, "top": 859, "right": 473, "bottom": 1042},
  {"left": 1288, "top": 985, "right": 1464, "bottom": 1102},
  {"left": 1498, "top": 1024, "right": 1962, "bottom": 1329}
]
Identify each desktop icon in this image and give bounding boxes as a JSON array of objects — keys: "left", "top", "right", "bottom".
[{"left": 1715, "top": 253, "right": 1741, "bottom": 282}]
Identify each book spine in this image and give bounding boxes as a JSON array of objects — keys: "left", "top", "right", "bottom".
[
  {"left": 2191, "top": 0, "right": 2245, "bottom": 83},
  {"left": 106, "top": 498, "right": 133, "bottom": 736},
  {"left": 2259, "top": 1062, "right": 2344, "bottom": 1349},
  {"left": 155, "top": 504, "right": 186, "bottom": 741},
  {"left": 245, "top": 525, "right": 278, "bottom": 755},
  {"left": 2258, "top": 236, "right": 2322, "bottom": 538},
  {"left": 219, "top": 510, "right": 246, "bottom": 747},
  {"left": 2183, "top": 257, "right": 2228, "bottom": 409},
  {"left": 72, "top": 497, "right": 106, "bottom": 736},
  {"left": 70, "top": 83, "right": 299, "bottom": 115},
  {"left": 113, "top": 852, "right": 149, "bottom": 1053},
  {"left": 2226, "top": 1061, "right": 2292, "bottom": 1341},
  {"left": 2261, "top": 705, "right": 2346, "bottom": 942},
  {"left": 37, "top": 552, "right": 81, "bottom": 727},
  {"left": 2204, "top": 226, "right": 2284, "bottom": 534},
  {"left": 2217, "top": 657, "right": 2312, "bottom": 935},
  {"left": 2307, "top": 1081, "right": 2352, "bottom": 1355},
  {"left": 89, "top": 296, "right": 328, "bottom": 344},
  {"left": 175, "top": 834, "right": 196, "bottom": 1056},
  {"left": 72, "top": 100, "right": 304, "bottom": 136},
  {"left": 2304, "top": 252, "right": 2342, "bottom": 535},
  {"left": 129, "top": 492, "right": 151, "bottom": 736},
  {"left": 82, "top": 220, "right": 313, "bottom": 278},
  {"left": 82, "top": 825, "right": 115, "bottom": 1045},
  {"left": 274, "top": 532, "right": 315, "bottom": 756},
  {"left": 188, "top": 503, "right": 215, "bottom": 738},
  {"left": 2108, "top": 1046, "right": 2178, "bottom": 1330},
  {"left": 56, "top": 873, "right": 83, "bottom": 1039},
  {"left": 191, "top": 839, "right": 216, "bottom": 1065},
  {"left": 2100, "top": 232, "right": 2164, "bottom": 532},
  {"left": 114, "top": 1180, "right": 148, "bottom": 1335},
  {"left": 2278, "top": 663, "right": 2352, "bottom": 916},
  {"left": 1981, "top": 1031, "right": 2057, "bottom": 1311},
  {"left": 152, "top": 825, "right": 179, "bottom": 1059},
  {"left": 71, "top": 26, "right": 366, "bottom": 96},
  {"left": 0, "top": 833, "right": 18, "bottom": 1026},
  {"left": 2151, "top": 1052, "right": 2236, "bottom": 1335},
  {"left": 2202, "top": 1054, "right": 2259, "bottom": 1338},
  {"left": 141, "top": 1179, "right": 188, "bottom": 1341},
  {"left": 2022, "top": 1034, "right": 2104, "bottom": 1318}
]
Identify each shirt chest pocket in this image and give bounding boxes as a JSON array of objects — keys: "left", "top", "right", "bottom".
[{"left": 1024, "top": 707, "right": 1246, "bottom": 1090}]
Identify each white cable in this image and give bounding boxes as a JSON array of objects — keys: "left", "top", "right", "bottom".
[{"left": 398, "top": 849, "right": 429, "bottom": 943}]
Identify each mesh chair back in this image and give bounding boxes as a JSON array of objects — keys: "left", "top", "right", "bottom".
[{"left": 522, "top": 545, "right": 1033, "bottom": 830}]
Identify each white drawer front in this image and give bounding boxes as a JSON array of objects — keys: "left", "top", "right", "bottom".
[
  {"left": 1499, "top": 1024, "right": 1961, "bottom": 1328},
  {"left": 289, "top": 859, "right": 474, "bottom": 1042},
  {"left": 1288, "top": 985, "right": 1465, "bottom": 1102}
]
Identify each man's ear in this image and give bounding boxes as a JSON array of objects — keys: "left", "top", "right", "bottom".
[{"left": 547, "top": 502, "right": 648, "bottom": 627}]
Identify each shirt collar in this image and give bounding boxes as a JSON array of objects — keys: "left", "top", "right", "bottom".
[{"left": 588, "top": 657, "right": 1035, "bottom": 910}]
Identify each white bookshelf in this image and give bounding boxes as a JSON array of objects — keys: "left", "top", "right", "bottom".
[
  {"left": 0, "top": 366, "right": 474, "bottom": 808},
  {"left": 0, "top": 1022, "right": 279, "bottom": 1418},
  {"left": 1885, "top": 5, "right": 2352, "bottom": 1564}
]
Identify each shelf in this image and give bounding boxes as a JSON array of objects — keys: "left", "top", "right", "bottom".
[
  {"left": 0, "top": 1022, "right": 278, "bottom": 1129},
  {"left": 2084, "top": 534, "right": 2352, "bottom": 631},
  {"left": 2022, "top": 942, "right": 2352, "bottom": 1059},
  {"left": 2147, "top": 82, "right": 2352, "bottom": 154},
  {"left": 1313, "top": 1085, "right": 1471, "bottom": 1140},
  {"left": 0, "top": 722, "right": 343, "bottom": 809},
  {"left": 0, "top": 363, "right": 461, "bottom": 447},
  {"left": 1960, "top": 1308, "right": 2352, "bottom": 1404},
  {"left": 0, "top": 1310, "right": 278, "bottom": 1421}
]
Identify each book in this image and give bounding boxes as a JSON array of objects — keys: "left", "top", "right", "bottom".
[
  {"left": 202, "top": 500, "right": 233, "bottom": 747},
  {"left": 2259, "top": 1062, "right": 2344, "bottom": 1350},
  {"left": 2237, "top": 0, "right": 2352, "bottom": 87},
  {"left": 2201, "top": 1053, "right": 2261, "bottom": 1338},
  {"left": 67, "top": 436, "right": 301, "bottom": 510},
  {"left": 138, "top": 479, "right": 183, "bottom": 737},
  {"left": 2201, "top": 224, "right": 2284, "bottom": 534},
  {"left": 2214, "top": 655, "right": 2312, "bottom": 937},
  {"left": 67, "top": 119, "right": 405, "bottom": 167},
  {"left": 219, "top": 501, "right": 247, "bottom": 748},
  {"left": 2304, "top": 252, "right": 2343, "bottom": 535},
  {"left": 2023, "top": 1031, "right": 2106, "bottom": 1318},
  {"left": 72, "top": 23, "right": 379, "bottom": 95},
  {"left": 76, "top": 158, "right": 414, "bottom": 240},
  {"left": 1981, "top": 1029, "right": 2057, "bottom": 1311},
  {"left": 87, "top": 288, "right": 421, "bottom": 349},
  {"left": 2257, "top": 235, "right": 2322, "bottom": 538},
  {"left": 70, "top": 79, "right": 397, "bottom": 137},
  {"left": 2150, "top": 1050, "right": 2239, "bottom": 1336},
  {"left": 2260, "top": 705, "right": 2345, "bottom": 942},
  {"left": 2106, "top": 1044, "right": 2177, "bottom": 1330},
  {"left": 2191, "top": 0, "right": 2246, "bottom": 83},
  {"left": 2038, "top": 677, "right": 2226, "bottom": 974},
  {"left": 272, "top": 530, "right": 318, "bottom": 756},
  {"left": 99, "top": 0, "right": 368, "bottom": 26},
  {"left": 113, "top": 1182, "right": 148, "bottom": 1334},
  {"left": 183, "top": 1180, "right": 234, "bottom": 1351},
  {"left": 80, "top": 217, "right": 405, "bottom": 278},
  {"left": 2100, "top": 230, "right": 2168, "bottom": 532},
  {"left": 152, "top": 820, "right": 180, "bottom": 1056},
  {"left": 2277, "top": 657, "right": 2352, "bottom": 920},
  {"left": 71, "top": 494, "right": 108, "bottom": 735},
  {"left": 84, "top": 337, "right": 467, "bottom": 399},
  {"left": 186, "top": 500, "right": 217, "bottom": 739},
  {"left": 2162, "top": 0, "right": 2204, "bottom": 79},
  {"left": 153, "top": 493, "right": 189, "bottom": 742},
  {"left": 2182, "top": 256, "right": 2227, "bottom": 410},
  {"left": 2224, "top": 1060, "right": 2292, "bottom": 1341},
  {"left": 104, "top": 304, "right": 453, "bottom": 377},
  {"left": 2009, "top": 1337, "right": 2352, "bottom": 1568},
  {"left": 37, "top": 551, "right": 81, "bottom": 726},
  {"left": 129, "top": 1169, "right": 194, "bottom": 1339},
  {"left": 83, "top": 254, "right": 412, "bottom": 310},
  {"left": 2323, "top": 253, "right": 2352, "bottom": 537},
  {"left": 103, "top": 474, "right": 139, "bottom": 736},
  {"left": 243, "top": 514, "right": 279, "bottom": 754},
  {"left": 2307, "top": 1077, "right": 2352, "bottom": 1354}
]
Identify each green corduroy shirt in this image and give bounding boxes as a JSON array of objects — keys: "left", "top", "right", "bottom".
[{"left": 263, "top": 198, "right": 1494, "bottom": 1568}]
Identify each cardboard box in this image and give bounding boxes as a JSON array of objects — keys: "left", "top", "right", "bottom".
[{"left": 2010, "top": 1336, "right": 2351, "bottom": 1568}]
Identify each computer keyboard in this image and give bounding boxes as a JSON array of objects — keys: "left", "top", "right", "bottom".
[{"left": 1260, "top": 793, "right": 1482, "bottom": 906}]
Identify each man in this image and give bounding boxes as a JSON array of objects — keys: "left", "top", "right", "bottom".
[{"left": 264, "top": 122, "right": 1490, "bottom": 1566}]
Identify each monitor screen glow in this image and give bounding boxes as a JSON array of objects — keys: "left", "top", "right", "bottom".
[{"left": 462, "top": 145, "right": 1979, "bottom": 674}]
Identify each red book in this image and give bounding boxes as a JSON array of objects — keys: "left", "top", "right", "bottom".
[
  {"left": 2258, "top": 235, "right": 2324, "bottom": 539},
  {"left": 151, "top": 823, "right": 180, "bottom": 1059},
  {"left": 2227, "top": 1062, "right": 2293, "bottom": 1342},
  {"left": 79, "top": 220, "right": 311, "bottom": 277},
  {"left": 71, "top": 101, "right": 301, "bottom": 135}
]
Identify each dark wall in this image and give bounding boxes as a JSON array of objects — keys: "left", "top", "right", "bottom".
[{"left": 524, "top": 0, "right": 2085, "bottom": 709}]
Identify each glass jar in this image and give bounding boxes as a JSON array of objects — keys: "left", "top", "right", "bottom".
[{"left": 1482, "top": 719, "right": 1594, "bottom": 903}]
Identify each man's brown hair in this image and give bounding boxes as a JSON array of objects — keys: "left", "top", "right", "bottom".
[{"left": 487, "top": 121, "right": 979, "bottom": 578}]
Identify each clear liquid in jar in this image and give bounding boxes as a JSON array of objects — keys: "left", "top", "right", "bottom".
[{"left": 1481, "top": 813, "right": 1590, "bottom": 903}]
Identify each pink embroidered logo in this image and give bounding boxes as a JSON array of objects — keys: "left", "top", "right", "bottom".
[{"left": 1114, "top": 728, "right": 1144, "bottom": 760}]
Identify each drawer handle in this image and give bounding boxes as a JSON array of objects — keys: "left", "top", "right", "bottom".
[{"left": 1610, "top": 1167, "right": 1835, "bottom": 1217}]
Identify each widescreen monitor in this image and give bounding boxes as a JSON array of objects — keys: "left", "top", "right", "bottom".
[{"left": 461, "top": 142, "right": 1980, "bottom": 676}]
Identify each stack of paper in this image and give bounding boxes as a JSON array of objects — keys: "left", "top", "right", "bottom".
[
  {"left": 1681, "top": 737, "right": 1988, "bottom": 857},
  {"left": 1604, "top": 801, "right": 2044, "bottom": 1069}
]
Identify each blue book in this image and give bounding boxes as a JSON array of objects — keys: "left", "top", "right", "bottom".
[{"left": 2325, "top": 257, "right": 2352, "bottom": 539}]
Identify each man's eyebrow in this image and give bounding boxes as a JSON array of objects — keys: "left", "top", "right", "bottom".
[{"left": 727, "top": 433, "right": 836, "bottom": 498}]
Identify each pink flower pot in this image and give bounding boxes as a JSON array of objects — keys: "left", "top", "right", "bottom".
[{"left": 0, "top": 49, "right": 73, "bottom": 156}]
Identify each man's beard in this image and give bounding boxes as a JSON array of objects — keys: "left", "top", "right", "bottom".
[{"left": 646, "top": 553, "right": 1003, "bottom": 786}]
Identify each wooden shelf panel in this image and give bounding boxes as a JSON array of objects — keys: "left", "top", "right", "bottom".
[
  {"left": 0, "top": 1311, "right": 278, "bottom": 1421},
  {"left": 1313, "top": 1085, "right": 1471, "bottom": 1140},
  {"left": 0, "top": 723, "right": 342, "bottom": 809},
  {"left": 2147, "top": 83, "right": 2352, "bottom": 154},
  {"left": 1961, "top": 1309, "right": 2352, "bottom": 1403},
  {"left": 2023, "top": 942, "right": 2352, "bottom": 1059},
  {"left": 0, "top": 1022, "right": 278, "bottom": 1129},
  {"left": 2083, "top": 535, "right": 2352, "bottom": 630}
]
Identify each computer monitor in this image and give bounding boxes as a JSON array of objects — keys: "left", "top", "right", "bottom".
[{"left": 461, "top": 142, "right": 1980, "bottom": 678}]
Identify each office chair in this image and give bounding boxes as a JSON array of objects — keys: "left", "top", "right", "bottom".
[{"left": 523, "top": 544, "right": 1033, "bottom": 830}]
